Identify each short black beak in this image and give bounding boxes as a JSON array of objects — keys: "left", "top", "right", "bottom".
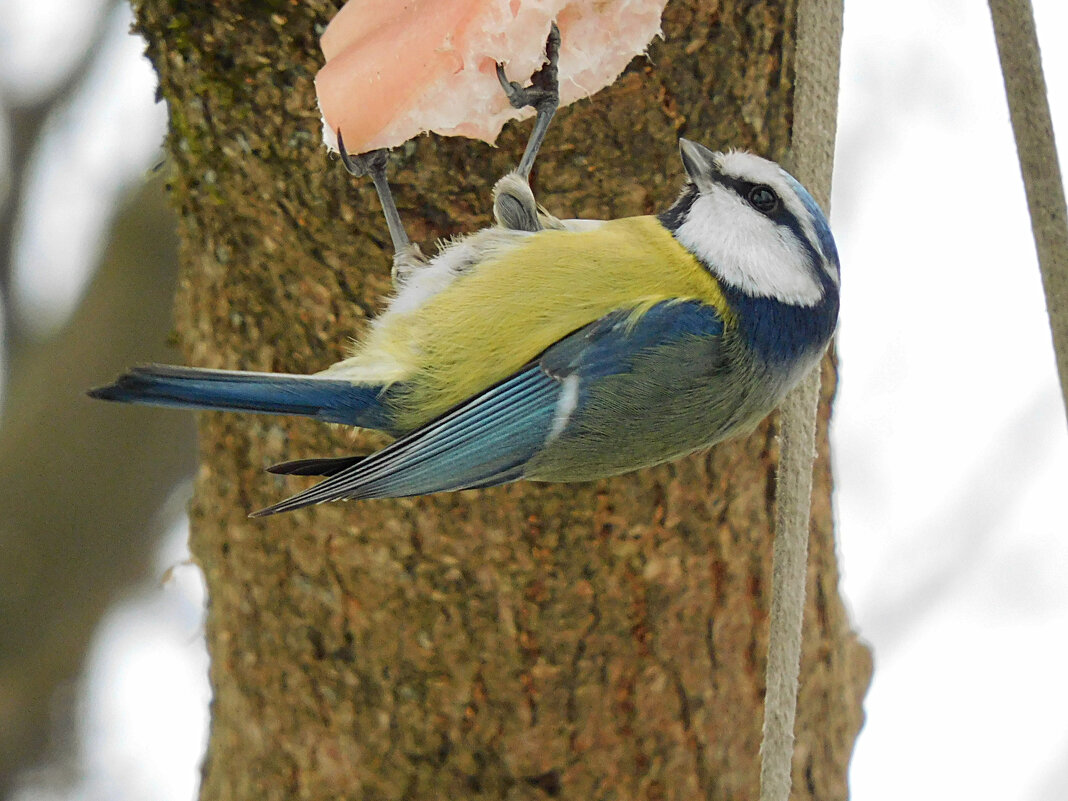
[{"left": 678, "top": 137, "right": 720, "bottom": 186}]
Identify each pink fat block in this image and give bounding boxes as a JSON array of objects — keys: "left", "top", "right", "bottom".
[{"left": 315, "top": 0, "right": 670, "bottom": 154}]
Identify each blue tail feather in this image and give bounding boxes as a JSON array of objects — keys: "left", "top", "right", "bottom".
[
  {"left": 266, "top": 455, "right": 366, "bottom": 476},
  {"left": 87, "top": 364, "right": 395, "bottom": 431},
  {"left": 250, "top": 366, "right": 560, "bottom": 515}
]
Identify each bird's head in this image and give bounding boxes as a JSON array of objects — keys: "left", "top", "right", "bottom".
[{"left": 660, "top": 139, "right": 840, "bottom": 310}]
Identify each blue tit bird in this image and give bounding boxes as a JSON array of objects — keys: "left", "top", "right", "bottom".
[
  {"left": 91, "top": 23, "right": 837, "bottom": 516},
  {"left": 89, "top": 136, "right": 839, "bottom": 517}
]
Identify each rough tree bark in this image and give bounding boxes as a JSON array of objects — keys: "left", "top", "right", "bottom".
[{"left": 131, "top": 1, "right": 871, "bottom": 798}]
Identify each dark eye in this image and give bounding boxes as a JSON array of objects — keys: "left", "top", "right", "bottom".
[{"left": 747, "top": 184, "right": 779, "bottom": 213}]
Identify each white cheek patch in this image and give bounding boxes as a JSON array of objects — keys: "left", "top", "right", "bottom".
[
  {"left": 673, "top": 192, "right": 824, "bottom": 306},
  {"left": 717, "top": 151, "right": 840, "bottom": 289}
]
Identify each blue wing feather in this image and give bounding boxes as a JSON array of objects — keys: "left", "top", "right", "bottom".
[
  {"left": 542, "top": 301, "right": 725, "bottom": 378},
  {"left": 252, "top": 368, "right": 560, "bottom": 515},
  {"left": 253, "top": 300, "right": 727, "bottom": 515}
]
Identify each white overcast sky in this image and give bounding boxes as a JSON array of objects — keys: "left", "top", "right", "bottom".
[{"left": 2, "top": 1, "right": 1067, "bottom": 800}]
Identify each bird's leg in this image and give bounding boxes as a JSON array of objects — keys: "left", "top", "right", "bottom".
[
  {"left": 336, "top": 135, "right": 407, "bottom": 251},
  {"left": 336, "top": 131, "right": 425, "bottom": 283},
  {"left": 493, "top": 23, "right": 562, "bottom": 231},
  {"left": 496, "top": 21, "right": 560, "bottom": 181}
]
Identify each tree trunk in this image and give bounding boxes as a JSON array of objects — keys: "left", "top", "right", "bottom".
[{"left": 131, "top": 1, "right": 871, "bottom": 798}]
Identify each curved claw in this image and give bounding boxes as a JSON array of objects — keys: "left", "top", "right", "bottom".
[
  {"left": 336, "top": 130, "right": 388, "bottom": 178},
  {"left": 495, "top": 22, "right": 561, "bottom": 112},
  {"left": 542, "top": 20, "right": 561, "bottom": 80},
  {"left": 495, "top": 62, "right": 524, "bottom": 108}
]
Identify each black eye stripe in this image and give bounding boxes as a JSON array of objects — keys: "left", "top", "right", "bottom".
[
  {"left": 659, "top": 168, "right": 815, "bottom": 267},
  {"left": 712, "top": 174, "right": 781, "bottom": 214},
  {"left": 747, "top": 184, "right": 779, "bottom": 213}
]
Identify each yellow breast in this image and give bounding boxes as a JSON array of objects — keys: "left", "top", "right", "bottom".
[{"left": 350, "top": 215, "right": 733, "bottom": 428}]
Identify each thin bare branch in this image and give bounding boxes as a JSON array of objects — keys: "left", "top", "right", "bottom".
[
  {"left": 989, "top": 0, "right": 1068, "bottom": 421},
  {"left": 760, "top": 0, "right": 844, "bottom": 798}
]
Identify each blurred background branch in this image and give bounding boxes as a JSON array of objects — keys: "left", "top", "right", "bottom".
[
  {"left": 0, "top": 0, "right": 120, "bottom": 355},
  {"left": 0, "top": 174, "right": 194, "bottom": 795}
]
